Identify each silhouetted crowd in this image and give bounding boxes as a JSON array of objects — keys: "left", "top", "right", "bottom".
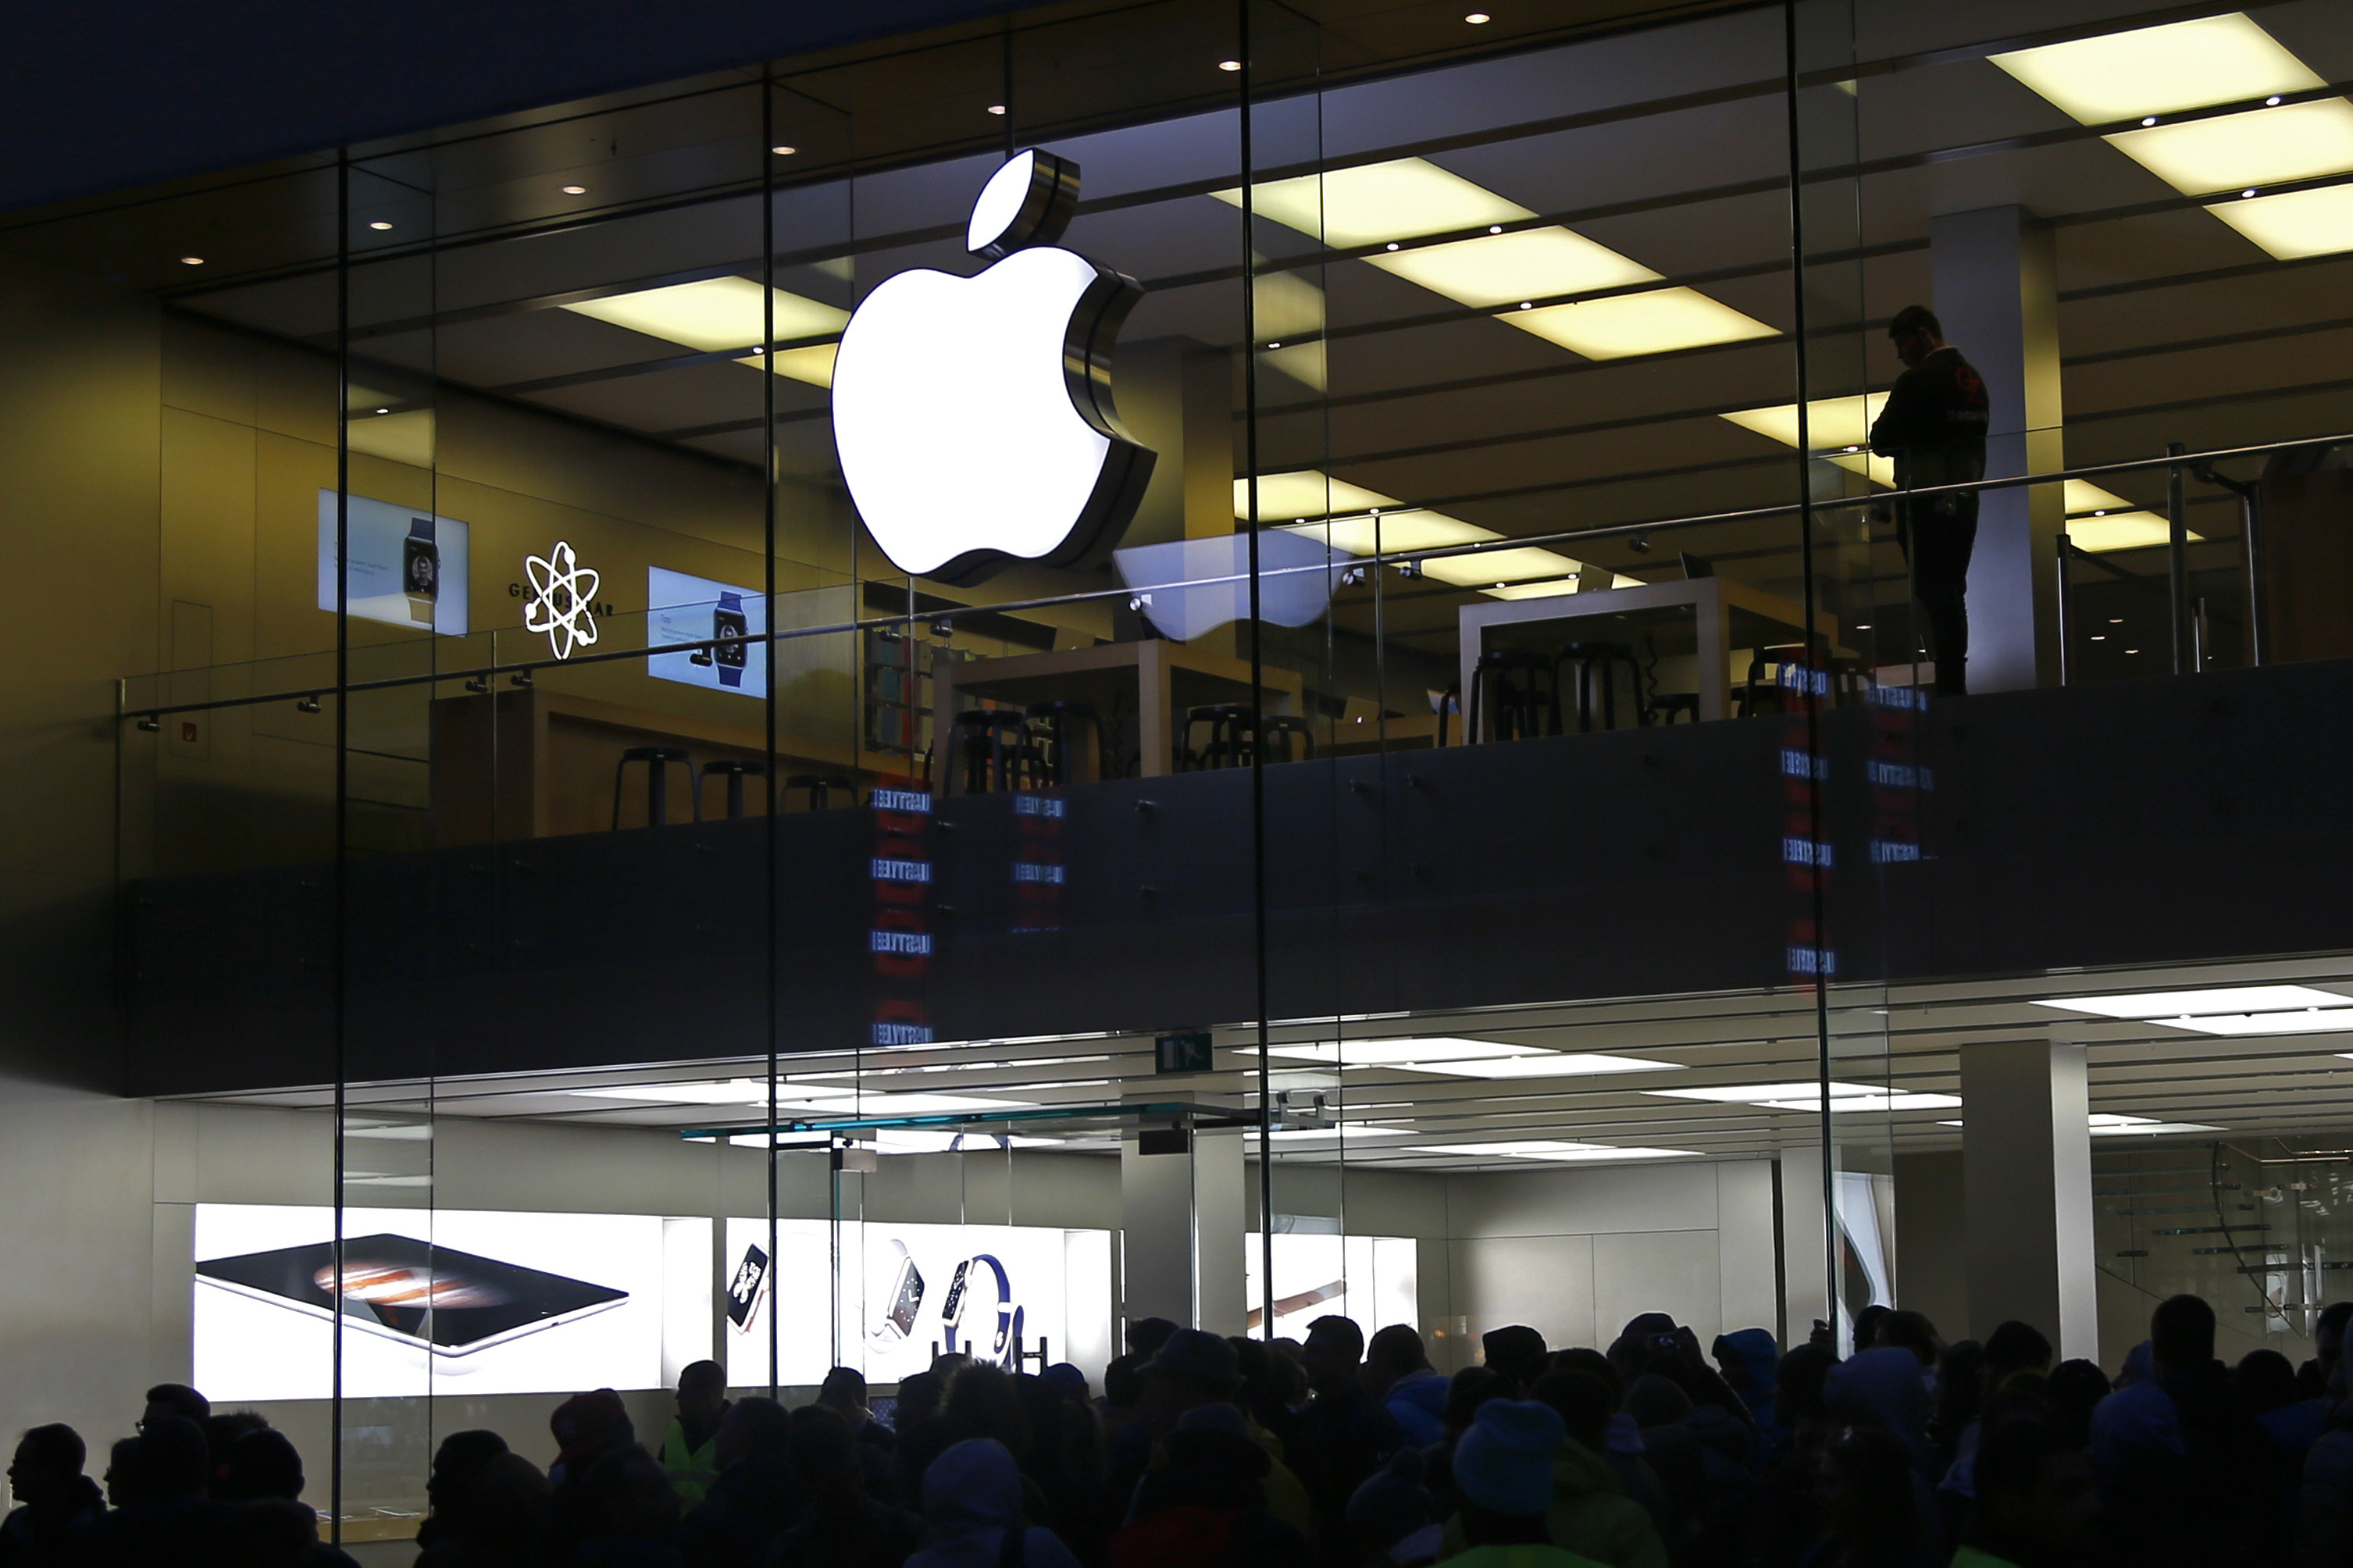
[{"left": 9, "top": 1290, "right": 2353, "bottom": 1567}]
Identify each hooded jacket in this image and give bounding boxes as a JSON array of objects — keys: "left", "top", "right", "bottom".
[
  {"left": 1386, "top": 1370, "right": 1450, "bottom": 1449},
  {"left": 1542, "top": 1439, "right": 1667, "bottom": 1568}
]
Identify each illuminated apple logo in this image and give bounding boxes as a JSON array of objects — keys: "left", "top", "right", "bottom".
[{"left": 832, "top": 150, "right": 1157, "bottom": 586}]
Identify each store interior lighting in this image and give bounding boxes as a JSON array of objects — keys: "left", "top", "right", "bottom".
[
  {"left": 1991, "top": 14, "right": 2353, "bottom": 261},
  {"left": 1935, "top": 1113, "right": 2226, "bottom": 1135},
  {"left": 1217, "top": 155, "right": 1778, "bottom": 360},
  {"left": 1987, "top": 13, "right": 2325, "bottom": 125},
  {"left": 1410, "top": 1139, "right": 1690, "bottom": 1162},
  {"left": 1720, "top": 394, "right": 1894, "bottom": 486},
  {"left": 562, "top": 277, "right": 847, "bottom": 387},
  {"left": 1235, "top": 469, "right": 1613, "bottom": 597},
  {"left": 1645, "top": 1080, "right": 1963, "bottom": 1111},
  {"left": 2033, "top": 985, "right": 2353, "bottom": 1018},
  {"left": 2065, "top": 511, "right": 2197, "bottom": 552}
]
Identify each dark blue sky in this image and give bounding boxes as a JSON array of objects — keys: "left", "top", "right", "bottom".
[{"left": 0, "top": 0, "right": 1009, "bottom": 213}]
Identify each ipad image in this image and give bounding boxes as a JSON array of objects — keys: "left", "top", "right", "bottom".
[{"left": 197, "top": 1233, "right": 627, "bottom": 1358}]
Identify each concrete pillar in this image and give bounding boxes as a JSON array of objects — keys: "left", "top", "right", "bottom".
[
  {"left": 1930, "top": 206, "right": 2064, "bottom": 693},
  {"left": 1961, "top": 1039, "right": 2097, "bottom": 1361},
  {"left": 1121, "top": 1125, "right": 1247, "bottom": 1335},
  {"left": 1778, "top": 1145, "right": 1830, "bottom": 1349}
]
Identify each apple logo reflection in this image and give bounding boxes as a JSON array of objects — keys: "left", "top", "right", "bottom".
[{"left": 832, "top": 150, "right": 1157, "bottom": 586}]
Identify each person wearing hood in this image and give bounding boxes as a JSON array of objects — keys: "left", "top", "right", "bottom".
[
  {"left": 1435, "top": 1400, "right": 1605, "bottom": 1568},
  {"left": 1711, "top": 1331, "right": 1784, "bottom": 1466},
  {"left": 1126, "top": 1328, "right": 1314, "bottom": 1543},
  {"left": 540, "top": 1391, "right": 642, "bottom": 1567},
  {"left": 2, "top": 1424, "right": 105, "bottom": 1568},
  {"left": 1368, "top": 1325, "right": 1451, "bottom": 1450},
  {"left": 1524, "top": 1373, "right": 1667, "bottom": 1568},
  {"left": 1823, "top": 1349, "right": 1934, "bottom": 1477},
  {"left": 908, "top": 1438, "right": 1081, "bottom": 1568}
]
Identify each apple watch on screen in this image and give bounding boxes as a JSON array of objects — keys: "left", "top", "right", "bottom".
[
  {"left": 403, "top": 518, "right": 440, "bottom": 625},
  {"left": 941, "top": 1253, "right": 1017, "bottom": 1364},
  {"left": 712, "top": 591, "right": 748, "bottom": 687},
  {"left": 871, "top": 1238, "right": 923, "bottom": 1342}
]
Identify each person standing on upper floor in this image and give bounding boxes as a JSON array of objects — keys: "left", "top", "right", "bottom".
[
  {"left": 1, "top": 1425, "right": 105, "bottom": 1568},
  {"left": 1868, "top": 304, "right": 1990, "bottom": 699},
  {"left": 1367, "top": 1324, "right": 1451, "bottom": 1450},
  {"left": 659, "top": 1361, "right": 730, "bottom": 1510},
  {"left": 2090, "top": 1293, "right": 2282, "bottom": 1568},
  {"left": 1297, "top": 1316, "right": 1406, "bottom": 1557}
]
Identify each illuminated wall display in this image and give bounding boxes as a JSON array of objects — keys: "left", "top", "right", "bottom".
[
  {"left": 831, "top": 149, "right": 1157, "bottom": 584},
  {"left": 648, "top": 565, "right": 765, "bottom": 697},
  {"left": 523, "top": 540, "right": 601, "bottom": 660},
  {"left": 314, "top": 490, "right": 471, "bottom": 635},
  {"left": 193, "top": 1204, "right": 698, "bottom": 1400}
]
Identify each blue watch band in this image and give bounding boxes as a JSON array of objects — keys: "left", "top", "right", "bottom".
[{"left": 716, "top": 590, "right": 745, "bottom": 687}]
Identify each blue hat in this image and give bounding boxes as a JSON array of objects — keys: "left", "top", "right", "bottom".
[{"left": 1452, "top": 1399, "right": 1563, "bottom": 1517}]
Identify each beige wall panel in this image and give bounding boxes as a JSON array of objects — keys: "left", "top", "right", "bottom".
[
  {"left": 1448, "top": 1233, "right": 1597, "bottom": 1352},
  {"left": 1594, "top": 1229, "right": 1723, "bottom": 1342}
]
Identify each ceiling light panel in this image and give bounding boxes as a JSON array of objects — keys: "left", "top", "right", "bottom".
[
  {"left": 1754, "top": 1092, "right": 1965, "bottom": 1112},
  {"left": 1366, "top": 227, "right": 1660, "bottom": 307},
  {"left": 2104, "top": 99, "right": 2353, "bottom": 194},
  {"left": 1414, "top": 1052, "right": 1684, "bottom": 1079},
  {"left": 1214, "top": 157, "right": 1533, "bottom": 248},
  {"left": 1411, "top": 1140, "right": 1688, "bottom": 1162},
  {"left": 562, "top": 277, "right": 848, "bottom": 351},
  {"left": 1721, "top": 394, "right": 1895, "bottom": 485},
  {"left": 1507, "top": 287, "right": 1777, "bottom": 361},
  {"left": 1419, "top": 546, "right": 1584, "bottom": 588},
  {"left": 2210, "top": 183, "right": 2353, "bottom": 260},
  {"left": 1988, "top": 14, "right": 2326, "bottom": 125},
  {"left": 1645, "top": 1081, "right": 1955, "bottom": 1110},
  {"left": 1266, "top": 1036, "right": 1549, "bottom": 1066},
  {"left": 1283, "top": 509, "right": 1499, "bottom": 555},
  {"left": 2034, "top": 985, "right": 2353, "bottom": 1018},
  {"left": 569, "top": 1078, "right": 854, "bottom": 1105},
  {"left": 2161, "top": 1010, "right": 2353, "bottom": 1036},
  {"left": 2063, "top": 480, "right": 2133, "bottom": 515},
  {"left": 755, "top": 343, "right": 839, "bottom": 388},
  {"left": 1266, "top": 1124, "right": 1417, "bottom": 1142},
  {"left": 2066, "top": 511, "right": 2201, "bottom": 552},
  {"left": 1238, "top": 470, "right": 1399, "bottom": 522}
]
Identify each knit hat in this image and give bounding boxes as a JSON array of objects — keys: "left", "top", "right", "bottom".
[{"left": 1451, "top": 1399, "right": 1563, "bottom": 1517}]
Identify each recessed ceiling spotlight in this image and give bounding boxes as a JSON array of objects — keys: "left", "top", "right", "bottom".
[
  {"left": 1218, "top": 59, "right": 1242, "bottom": 72},
  {"left": 1518, "top": 301, "right": 1532, "bottom": 309},
  {"left": 1385, "top": 242, "right": 1400, "bottom": 251},
  {"left": 561, "top": 184, "right": 587, "bottom": 194},
  {"left": 986, "top": 104, "right": 1007, "bottom": 115},
  {"left": 368, "top": 220, "right": 393, "bottom": 231},
  {"left": 1465, "top": 10, "right": 1492, "bottom": 21},
  {"left": 1488, "top": 224, "right": 1503, "bottom": 233},
  {"left": 2243, "top": 188, "right": 2259, "bottom": 198},
  {"left": 771, "top": 144, "right": 797, "bottom": 155},
  {"left": 373, "top": 406, "right": 390, "bottom": 415},
  {"left": 2142, "top": 116, "right": 2159, "bottom": 126},
  {"left": 179, "top": 255, "right": 205, "bottom": 265}
]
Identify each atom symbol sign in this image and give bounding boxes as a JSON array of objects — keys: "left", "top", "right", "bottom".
[{"left": 522, "top": 540, "right": 601, "bottom": 660}]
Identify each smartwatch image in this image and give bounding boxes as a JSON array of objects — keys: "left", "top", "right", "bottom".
[
  {"left": 941, "top": 1253, "right": 1020, "bottom": 1369},
  {"left": 725, "top": 1242, "right": 771, "bottom": 1334},
  {"left": 713, "top": 591, "right": 748, "bottom": 688},
  {"left": 870, "top": 1238, "right": 924, "bottom": 1342},
  {"left": 402, "top": 518, "right": 440, "bottom": 626}
]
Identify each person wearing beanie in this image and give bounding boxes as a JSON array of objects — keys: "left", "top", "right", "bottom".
[{"left": 1438, "top": 1400, "right": 1607, "bottom": 1568}]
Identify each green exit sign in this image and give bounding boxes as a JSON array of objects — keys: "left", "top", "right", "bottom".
[{"left": 1155, "top": 1032, "right": 1213, "bottom": 1074}]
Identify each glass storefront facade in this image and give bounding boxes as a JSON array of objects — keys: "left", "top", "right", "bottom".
[{"left": 9, "top": 0, "right": 2353, "bottom": 1545}]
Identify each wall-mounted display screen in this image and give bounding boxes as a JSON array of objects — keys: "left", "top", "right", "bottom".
[
  {"left": 314, "top": 490, "right": 471, "bottom": 635},
  {"left": 1246, "top": 1232, "right": 1419, "bottom": 1339},
  {"left": 723, "top": 1218, "right": 1112, "bottom": 1388},
  {"left": 193, "top": 1205, "right": 697, "bottom": 1400},
  {"left": 648, "top": 567, "right": 766, "bottom": 698}
]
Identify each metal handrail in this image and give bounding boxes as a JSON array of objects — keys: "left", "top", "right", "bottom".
[{"left": 117, "top": 427, "right": 2342, "bottom": 723}]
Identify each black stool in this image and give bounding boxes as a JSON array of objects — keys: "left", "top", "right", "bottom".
[
  {"left": 701, "top": 758, "right": 766, "bottom": 819},
  {"left": 1178, "top": 704, "right": 1255, "bottom": 770},
  {"left": 943, "top": 709, "right": 1031, "bottom": 795},
  {"left": 1466, "top": 649, "right": 1559, "bottom": 743},
  {"left": 1024, "top": 700, "right": 1099, "bottom": 786},
  {"left": 1556, "top": 642, "right": 1642, "bottom": 732},
  {"left": 1649, "top": 693, "right": 1702, "bottom": 724},
  {"left": 786, "top": 773, "right": 855, "bottom": 811},
  {"left": 613, "top": 746, "right": 699, "bottom": 829},
  {"left": 1260, "top": 715, "right": 1316, "bottom": 764}
]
